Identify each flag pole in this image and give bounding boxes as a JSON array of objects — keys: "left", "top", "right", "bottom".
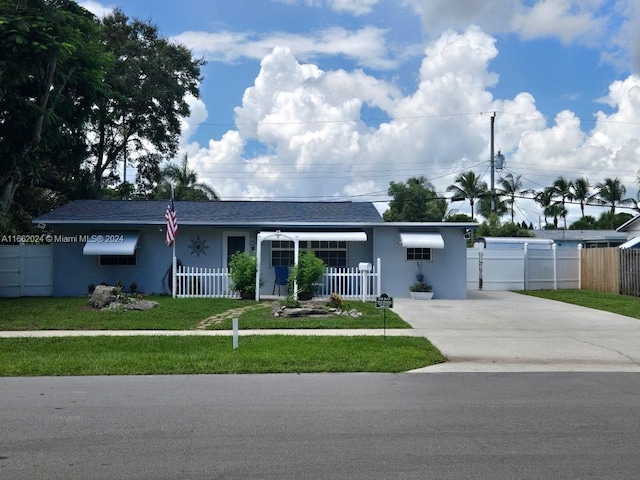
[{"left": 171, "top": 184, "right": 177, "bottom": 298}]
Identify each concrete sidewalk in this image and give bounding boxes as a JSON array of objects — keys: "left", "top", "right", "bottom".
[
  {"left": 0, "top": 329, "right": 418, "bottom": 338},
  {"left": 392, "top": 290, "right": 640, "bottom": 372}
]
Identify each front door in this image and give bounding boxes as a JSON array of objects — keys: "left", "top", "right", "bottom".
[{"left": 223, "top": 232, "right": 249, "bottom": 267}]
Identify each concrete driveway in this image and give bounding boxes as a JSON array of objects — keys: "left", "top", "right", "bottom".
[{"left": 392, "top": 290, "right": 640, "bottom": 372}]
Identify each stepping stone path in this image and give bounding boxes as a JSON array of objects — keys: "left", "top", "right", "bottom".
[{"left": 196, "top": 304, "right": 268, "bottom": 329}]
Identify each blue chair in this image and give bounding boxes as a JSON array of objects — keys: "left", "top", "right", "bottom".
[{"left": 272, "top": 266, "right": 289, "bottom": 295}]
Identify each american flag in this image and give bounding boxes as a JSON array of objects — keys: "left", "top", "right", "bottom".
[{"left": 165, "top": 198, "right": 178, "bottom": 246}]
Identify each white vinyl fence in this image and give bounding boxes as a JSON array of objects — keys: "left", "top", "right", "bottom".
[
  {"left": 467, "top": 245, "right": 580, "bottom": 291},
  {"left": 175, "top": 259, "right": 381, "bottom": 300},
  {"left": 0, "top": 244, "right": 53, "bottom": 297}
]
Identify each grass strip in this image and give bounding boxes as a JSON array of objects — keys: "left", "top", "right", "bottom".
[
  {"left": 209, "top": 301, "right": 410, "bottom": 329},
  {"left": 517, "top": 289, "right": 640, "bottom": 320},
  {"left": 0, "top": 336, "right": 445, "bottom": 376}
]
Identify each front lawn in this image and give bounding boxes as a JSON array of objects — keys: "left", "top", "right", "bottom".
[
  {"left": 0, "top": 335, "right": 445, "bottom": 375},
  {"left": 0, "top": 296, "right": 248, "bottom": 330},
  {"left": 517, "top": 289, "right": 640, "bottom": 320},
  {"left": 0, "top": 296, "right": 411, "bottom": 330}
]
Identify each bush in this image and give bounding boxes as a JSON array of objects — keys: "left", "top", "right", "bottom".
[
  {"left": 229, "top": 251, "right": 261, "bottom": 294},
  {"left": 290, "top": 251, "right": 326, "bottom": 297}
]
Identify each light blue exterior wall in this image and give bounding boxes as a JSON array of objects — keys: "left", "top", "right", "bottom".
[
  {"left": 372, "top": 227, "right": 468, "bottom": 299},
  {"left": 49, "top": 226, "right": 377, "bottom": 296},
  {"left": 51, "top": 226, "right": 241, "bottom": 296}
]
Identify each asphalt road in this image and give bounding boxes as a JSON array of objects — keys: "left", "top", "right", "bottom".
[{"left": 2, "top": 373, "right": 640, "bottom": 479}]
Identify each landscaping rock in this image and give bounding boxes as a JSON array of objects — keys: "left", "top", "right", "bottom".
[
  {"left": 88, "top": 285, "right": 118, "bottom": 309},
  {"left": 102, "top": 299, "right": 159, "bottom": 311}
]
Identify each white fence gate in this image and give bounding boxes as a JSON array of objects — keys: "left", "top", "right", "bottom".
[
  {"left": 467, "top": 245, "right": 580, "bottom": 291},
  {"left": 0, "top": 244, "right": 53, "bottom": 297}
]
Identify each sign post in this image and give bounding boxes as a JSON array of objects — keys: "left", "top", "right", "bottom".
[{"left": 375, "top": 293, "right": 393, "bottom": 339}]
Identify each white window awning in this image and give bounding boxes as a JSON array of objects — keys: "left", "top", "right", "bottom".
[
  {"left": 399, "top": 232, "right": 444, "bottom": 249},
  {"left": 619, "top": 236, "right": 640, "bottom": 249},
  {"left": 83, "top": 231, "right": 141, "bottom": 256},
  {"left": 257, "top": 231, "right": 367, "bottom": 243}
]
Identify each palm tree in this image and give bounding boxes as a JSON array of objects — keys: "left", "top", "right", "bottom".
[
  {"left": 571, "top": 177, "right": 591, "bottom": 218},
  {"left": 594, "top": 177, "right": 634, "bottom": 215},
  {"left": 446, "top": 171, "right": 487, "bottom": 220},
  {"left": 550, "top": 176, "right": 573, "bottom": 229},
  {"left": 534, "top": 187, "right": 554, "bottom": 229},
  {"left": 544, "top": 203, "right": 566, "bottom": 230},
  {"left": 161, "top": 154, "right": 219, "bottom": 201},
  {"left": 497, "top": 172, "right": 528, "bottom": 224}
]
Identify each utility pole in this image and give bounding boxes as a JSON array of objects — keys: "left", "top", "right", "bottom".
[{"left": 490, "top": 112, "right": 496, "bottom": 213}]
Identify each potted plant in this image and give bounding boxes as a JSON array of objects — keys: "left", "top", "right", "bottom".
[
  {"left": 409, "top": 279, "right": 433, "bottom": 300},
  {"left": 289, "top": 251, "right": 326, "bottom": 300},
  {"left": 229, "top": 251, "right": 262, "bottom": 299}
]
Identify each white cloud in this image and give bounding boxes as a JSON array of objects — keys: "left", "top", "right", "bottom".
[
  {"left": 78, "top": 0, "right": 113, "bottom": 18},
  {"left": 186, "top": 27, "right": 640, "bottom": 224},
  {"left": 173, "top": 25, "right": 400, "bottom": 70},
  {"left": 403, "top": 0, "right": 607, "bottom": 45},
  {"left": 273, "top": 0, "right": 379, "bottom": 16}
]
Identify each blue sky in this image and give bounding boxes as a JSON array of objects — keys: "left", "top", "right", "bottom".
[{"left": 81, "top": 0, "right": 640, "bottom": 226}]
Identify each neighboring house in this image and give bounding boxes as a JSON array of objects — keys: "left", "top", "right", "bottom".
[
  {"left": 531, "top": 230, "right": 627, "bottom": 249},
  {"left": 33, "top": 200, "right": 477, "bottom": 299},
  {"left": 617, "top": 215, "right": 640, "bottom": 248}
]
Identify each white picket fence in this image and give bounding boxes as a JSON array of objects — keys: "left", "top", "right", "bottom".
[
  {"left": 175, "top": 266, "right": 235, "bottom": 298},
  {"left": 175, "top": 260, "right": 381, "bottom": 300},
  {"left": 315, "top": 260, "right": 381, "bottom": 301}
]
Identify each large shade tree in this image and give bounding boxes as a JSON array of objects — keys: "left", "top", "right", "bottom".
[
  {"left": 0, "top": 0, "right": 108, "bottom": 230},
  {"left": 86, "top": 9, "right": 205, "bottom": 193},
  {"left": 383, "top": 176, "right": 447, "bottom": 222}
]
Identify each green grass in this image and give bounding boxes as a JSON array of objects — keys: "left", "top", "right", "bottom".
[
  {"left": 0, "top": 296, "right": 411, "bottom": 330},
  {"left": 0, "top": 296, "right": 252, "bottom": 330},
  {"left": 209, "top": 301, "right": 411, "bottom": 329},
  {"left": 517, "top": 289, "right": 640, "bottom": 320},
  {"left": 0, "top": 336, "right": 445, "bottom": 376}
]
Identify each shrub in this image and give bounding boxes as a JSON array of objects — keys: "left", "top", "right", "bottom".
[
  {"left": 289, "top": 251, "right": 326, "bottom": 297},
  {"left": 229, "top": 251, "right": 262, "bottom": 294},
  {"left": 328, "top": 292, "right": 343, "bottom": 308}
]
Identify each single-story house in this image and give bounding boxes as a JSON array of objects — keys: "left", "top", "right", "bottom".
[
  {"left": 532, "top": 229, "right": 627, "bottom": 249},
  {"left": 617, "top": 215, "right": 640, "bottom": 248},
  {"left": 33, "top": 200, "right": 477, "bottom": 299}
]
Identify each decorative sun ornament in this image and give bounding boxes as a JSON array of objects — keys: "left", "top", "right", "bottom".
[{"left": 189, "top": 235, "right": 209, "bottom": 257}]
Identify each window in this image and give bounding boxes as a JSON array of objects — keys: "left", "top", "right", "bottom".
[
  {"left": 271, "top": 240, "right": 295, "bottom": 267},
  {"left": 406, "top": 248, "right": 431, "bottom": 262},
  {"left": 99, "top": 252, "right": 137, "bottom": 267},
  {"left": 271, "top": 240, "right": 348, "bottom": 267}
]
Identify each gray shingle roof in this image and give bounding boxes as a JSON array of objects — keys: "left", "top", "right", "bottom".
[{"left": 34, "top": 200, "right": 384, "bottom": 226}]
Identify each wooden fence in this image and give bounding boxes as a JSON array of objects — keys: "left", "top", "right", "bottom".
[
  {"left": 580, "top": 247, "right": 619, "bottom": 294},
  {"left": 580, "top": 247, "right": 640, "bottom": 297},
  {"left": 620, "top": 249, "right": 640, "bottom": 297}
]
